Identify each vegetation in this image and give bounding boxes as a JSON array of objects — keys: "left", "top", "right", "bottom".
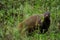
[{"left": 0, "top": 0, "right": 60, "bottom": 40}]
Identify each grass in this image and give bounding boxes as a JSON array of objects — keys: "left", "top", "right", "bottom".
[{"left": 0, "top": 0, "right": 60, "bottom": 40}]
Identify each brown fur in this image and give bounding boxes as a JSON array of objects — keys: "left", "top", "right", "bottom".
[
  {"left": 18, "top": 12, "right": 50, "bottom": 36},
  {"left": 18, "top": 14, "right": 44, "bottom": 36}
]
